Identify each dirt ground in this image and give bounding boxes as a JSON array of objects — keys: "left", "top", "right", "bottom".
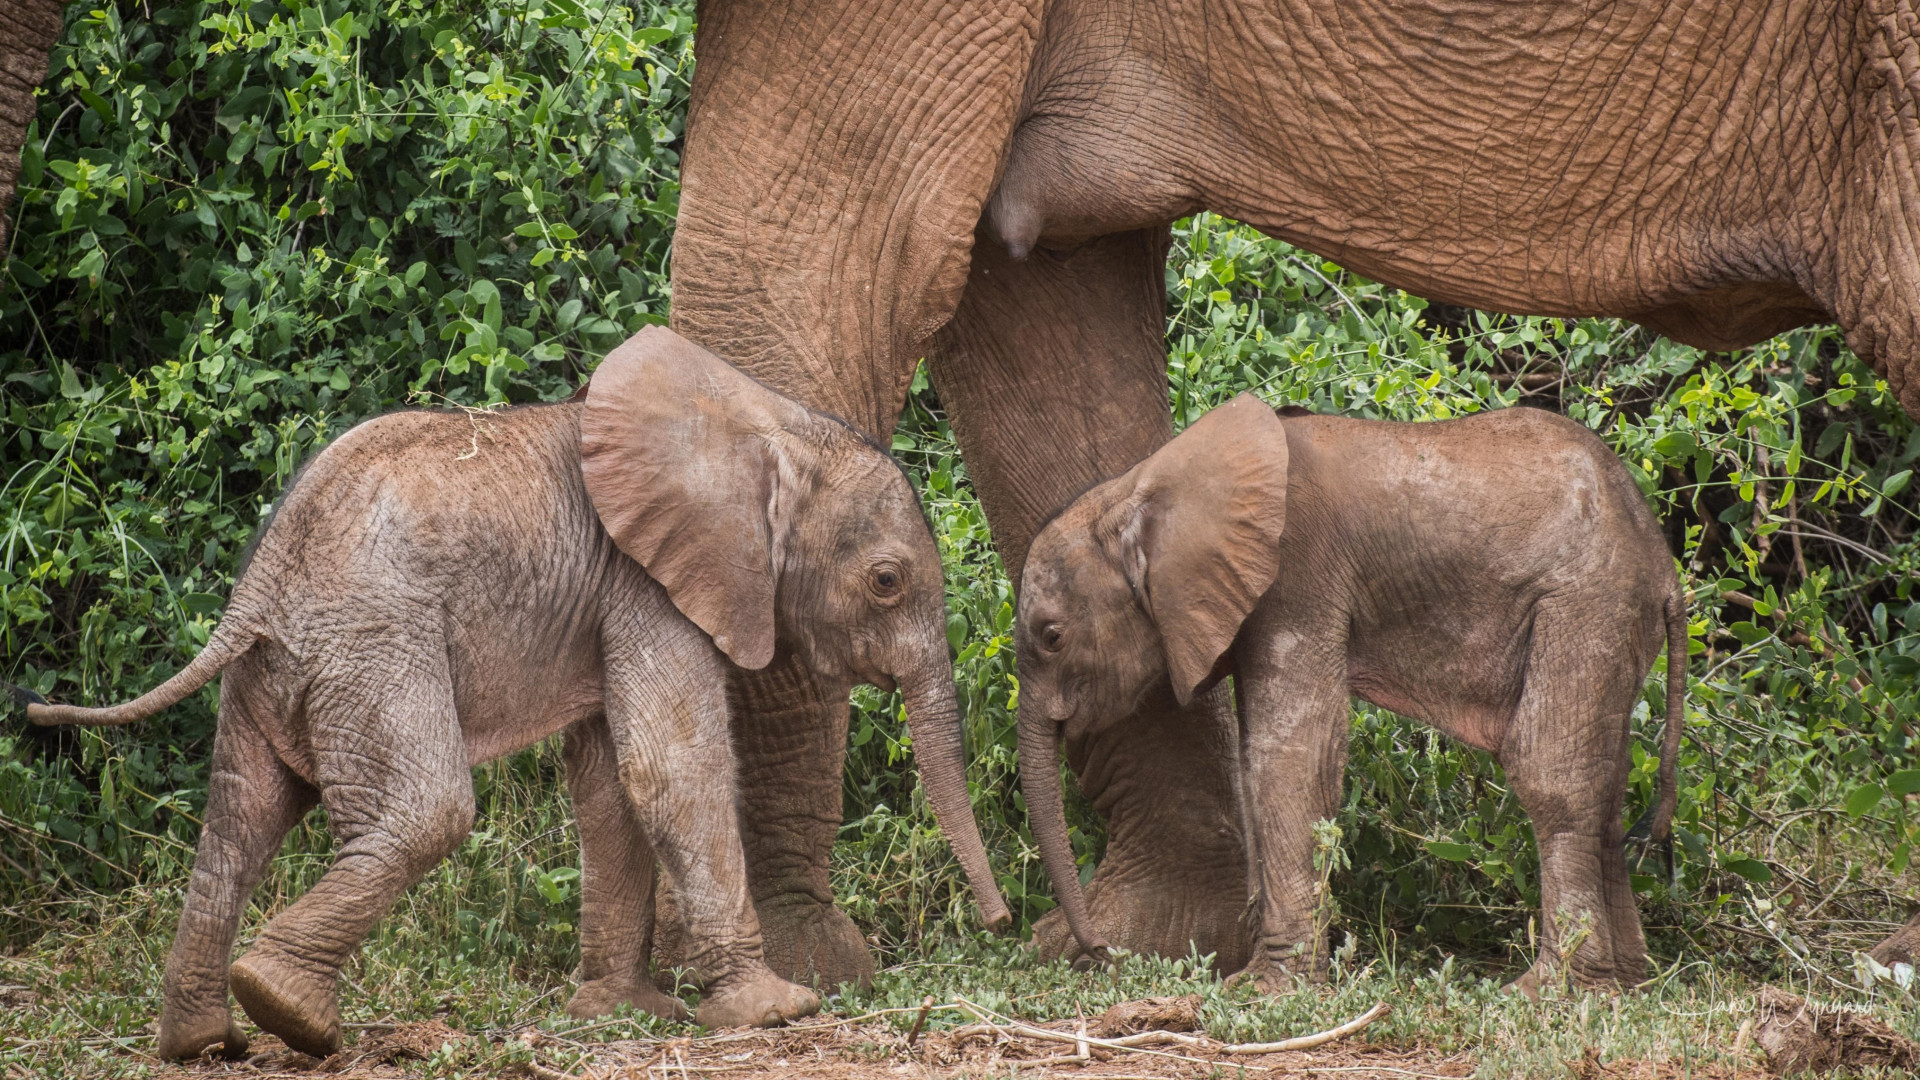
[{"left": 139, "top": 1002, "right": 1777, "bottom": 1080}]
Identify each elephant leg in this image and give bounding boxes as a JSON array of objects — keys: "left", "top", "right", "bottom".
[
  {"left": 1230, "top": 644, "right": 1351, "bottom": 988},
  {"left": 158, "top": 667, "right": 317, "bottom": 1061},
  {"left": 1870, "top": 912, "right": 1920, "bottom": 969},
  {"left": 927, "top": 226, "right": 1253, "bottom": 972},
  {"left": 230, "top": 662, "right": 475, "bottom": 1058},
  {"left": 601, "top": 623, "right": 818, "bottom": 1028},
  {"left": 562, "top": 715, "right": 686, "bottom": 1022},
  {"left": 0, "top": 0, "right": 67, "bottom": 252},
  {"left": 1500, "top": 602, "right": 1647, "bottom": 993},
  {"left": 654, "top": 654, "right": 869, "bottom": 992}
]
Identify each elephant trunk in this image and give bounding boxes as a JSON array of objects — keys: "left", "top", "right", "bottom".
[
  {"left": 902, "top": 673, "right": 1012, "bottom": 932},
  {"left": 1017, "top": 714, "right": 1110, "bottom": 961}
]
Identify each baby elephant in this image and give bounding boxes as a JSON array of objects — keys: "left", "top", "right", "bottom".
[
  {"left": 26, "top": 327, "right": 1009, "bottom": 1058},
  {"left": 1015, "top": 394, "right": 1684, "bottom": 993}
]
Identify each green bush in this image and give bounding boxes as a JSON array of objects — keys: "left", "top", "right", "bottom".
[
  {"left": 5, "top": 0, "right": 1920, "bottom": 990},
  {"left": 2, "top": 0, "right": 692, "bottom": 917}
]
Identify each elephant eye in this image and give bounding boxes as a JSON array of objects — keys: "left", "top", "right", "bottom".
[
  {"left": 1042, "top": 624, "right": 1064, "bottom": 653},
  {"left": 870, "top": 566, "right": 903, "bottom": 598}
]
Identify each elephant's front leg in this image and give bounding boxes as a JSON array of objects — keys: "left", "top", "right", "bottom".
[
  {"left": 1231, "top": 628, "right": 1352, "bottom": 987},
  {"left": 601, "top": 608, "right": 819, "bottom": 1028},
  {"left": 562, "top": 715, "right": 687, "bottom": 1022},
  {"left": 927, "top": 226, "right": 1253, "bottom": 973},
  {"left": 651, "top": 652, "right": 870, "bottom": 992}
]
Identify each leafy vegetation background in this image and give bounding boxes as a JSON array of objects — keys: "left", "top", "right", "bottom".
[{"left": 5, "top": 0, "right": 1920, "bottom": 1012}]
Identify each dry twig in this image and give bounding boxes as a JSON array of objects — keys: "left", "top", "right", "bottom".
[{"left": 1224, "top": 1002, "right": 1393, "bottom": 1054}]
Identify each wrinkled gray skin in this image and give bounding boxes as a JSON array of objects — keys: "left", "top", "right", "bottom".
[
  {"left": 1016, "top": 396, "right": 1686, "bottom": 992},
  {"left": 26, "top": 327, "right": 1008, "bottom": 1061}
]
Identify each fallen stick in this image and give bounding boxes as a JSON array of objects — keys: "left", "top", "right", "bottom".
[
  {"left": 1224, "top": 1002, "right": 1392, "bottom": 1055},
  {"left": 1105, "top": 1029, "right": 1209, "bottom": 1048},
  {"left": 952, "top": 998, "right": 1218, "bottom": 1070},
  {"left": 949, "top": 1020, "right": 1202, "bottom": 1049}
]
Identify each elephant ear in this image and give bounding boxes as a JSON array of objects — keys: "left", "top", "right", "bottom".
[
  {"left": 1108, "top": 393, "right": 1290, "bottom": 704},
  {"left": 579, "top": 325, "right": 814, "bottom": 669}
]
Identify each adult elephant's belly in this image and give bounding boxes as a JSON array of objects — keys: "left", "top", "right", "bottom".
[{"left": 987, "top": 0, "right": 1845, "bottom": 355}]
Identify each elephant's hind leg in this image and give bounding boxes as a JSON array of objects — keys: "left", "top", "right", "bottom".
[
  {"left": 158, "top": 669, "right": 317, "bottom": 1060},
  {"left": 562, "top": 714, "right": 686, "bottom": 1022},
  {"left": 230, "top": 662, "right": 474, "bottom": 1057},
  {"left": 1499, "top": 601, "right": 1649, "bottom": 993}
]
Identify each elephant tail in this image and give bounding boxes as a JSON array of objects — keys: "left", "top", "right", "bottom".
[
  {"left": 1650, "top": 589, "right": 1689, "bottom": 843},
  {"left": 19, "top": 622, "right": 256, "bottom": 728}
]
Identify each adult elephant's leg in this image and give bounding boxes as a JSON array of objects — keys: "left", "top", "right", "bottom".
[
  {"left": 926, "top": 227, "right": 1253, "bottom": 973},
  {"left": 651, "top": 654, "right": 869, "bottom": 991},
  {"left": 661, "top": 0, "right": 1040, "bottom": 990},
  {"left": 0, "top": 0, "right": 67, "bottom": 252}
]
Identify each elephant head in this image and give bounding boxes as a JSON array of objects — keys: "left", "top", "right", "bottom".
[
  {"left": 580, "top": 326, "right": 1011, "bottom": 931},
  {"left": 1014, "top": 394, "right": 1290, "bottom": 957}
]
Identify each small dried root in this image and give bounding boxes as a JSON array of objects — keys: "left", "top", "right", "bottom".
[{"left": 1223, "top": 1002, "right": 1392, "bottom": 1055}]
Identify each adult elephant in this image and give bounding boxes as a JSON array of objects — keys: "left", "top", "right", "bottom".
[{"left": 637, "top": 0, "right": 1920, "bottom": 985}]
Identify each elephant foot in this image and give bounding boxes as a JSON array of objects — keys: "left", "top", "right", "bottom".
[
  {"left": 1507, "top": 954, "right": 1629, "bottom": 999},
  {"left": 1029, "top": 870, "right": 1253, "bottom": 976},
  {"left": 229, "top": 950, "right": 341, "bottom": 1058},
  {"left": 753, "top": 894, "right": 875, "bottom": 991},
  {"left": 695, "top": 969, "right": 819, "bottom": 1029},
  {"left": 1225, "top": 948, "right": 1320, "bottom": 996},
  {"left": 155, "top": 1006, "right": 249, "bottom": 1061},
  {"left": 567, "top": 976, "right": 689, "bottom": 1023}
]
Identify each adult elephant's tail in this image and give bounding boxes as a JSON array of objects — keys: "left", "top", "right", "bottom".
[{"left": 17, "top": 622, "right": 256, "bottom": 727}]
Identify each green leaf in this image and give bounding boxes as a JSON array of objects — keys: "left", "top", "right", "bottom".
[
  {"left": 1425, "top": 841, "right": 1473, "bottom": 862},
  {"left": 180, "top": 593, "right": 225, "bottom": 615},
  {"left": 1720, "top": 856, "right": 1772, "bottom": 883},
  {"left": 1888, "top": 770, "right": 1920, "bottom": 796},
  {"left": 1652, "top": 431, "right": 1698, "bottom": 460},
  {"left": 1883, "top": 469, "right": 1912, "bottom": 497},
  {"left": 1846, "top": 783, "right": 1885, "bottom": 819}
]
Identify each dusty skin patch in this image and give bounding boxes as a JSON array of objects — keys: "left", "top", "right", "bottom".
[{"left": 141, "top": 1002, "right": 1761, "bottom": 1080}]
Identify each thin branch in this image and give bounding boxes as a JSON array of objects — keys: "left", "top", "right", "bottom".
[{"left": 1223, "top": 1002, "right": 1393, "bottom": 1055}]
